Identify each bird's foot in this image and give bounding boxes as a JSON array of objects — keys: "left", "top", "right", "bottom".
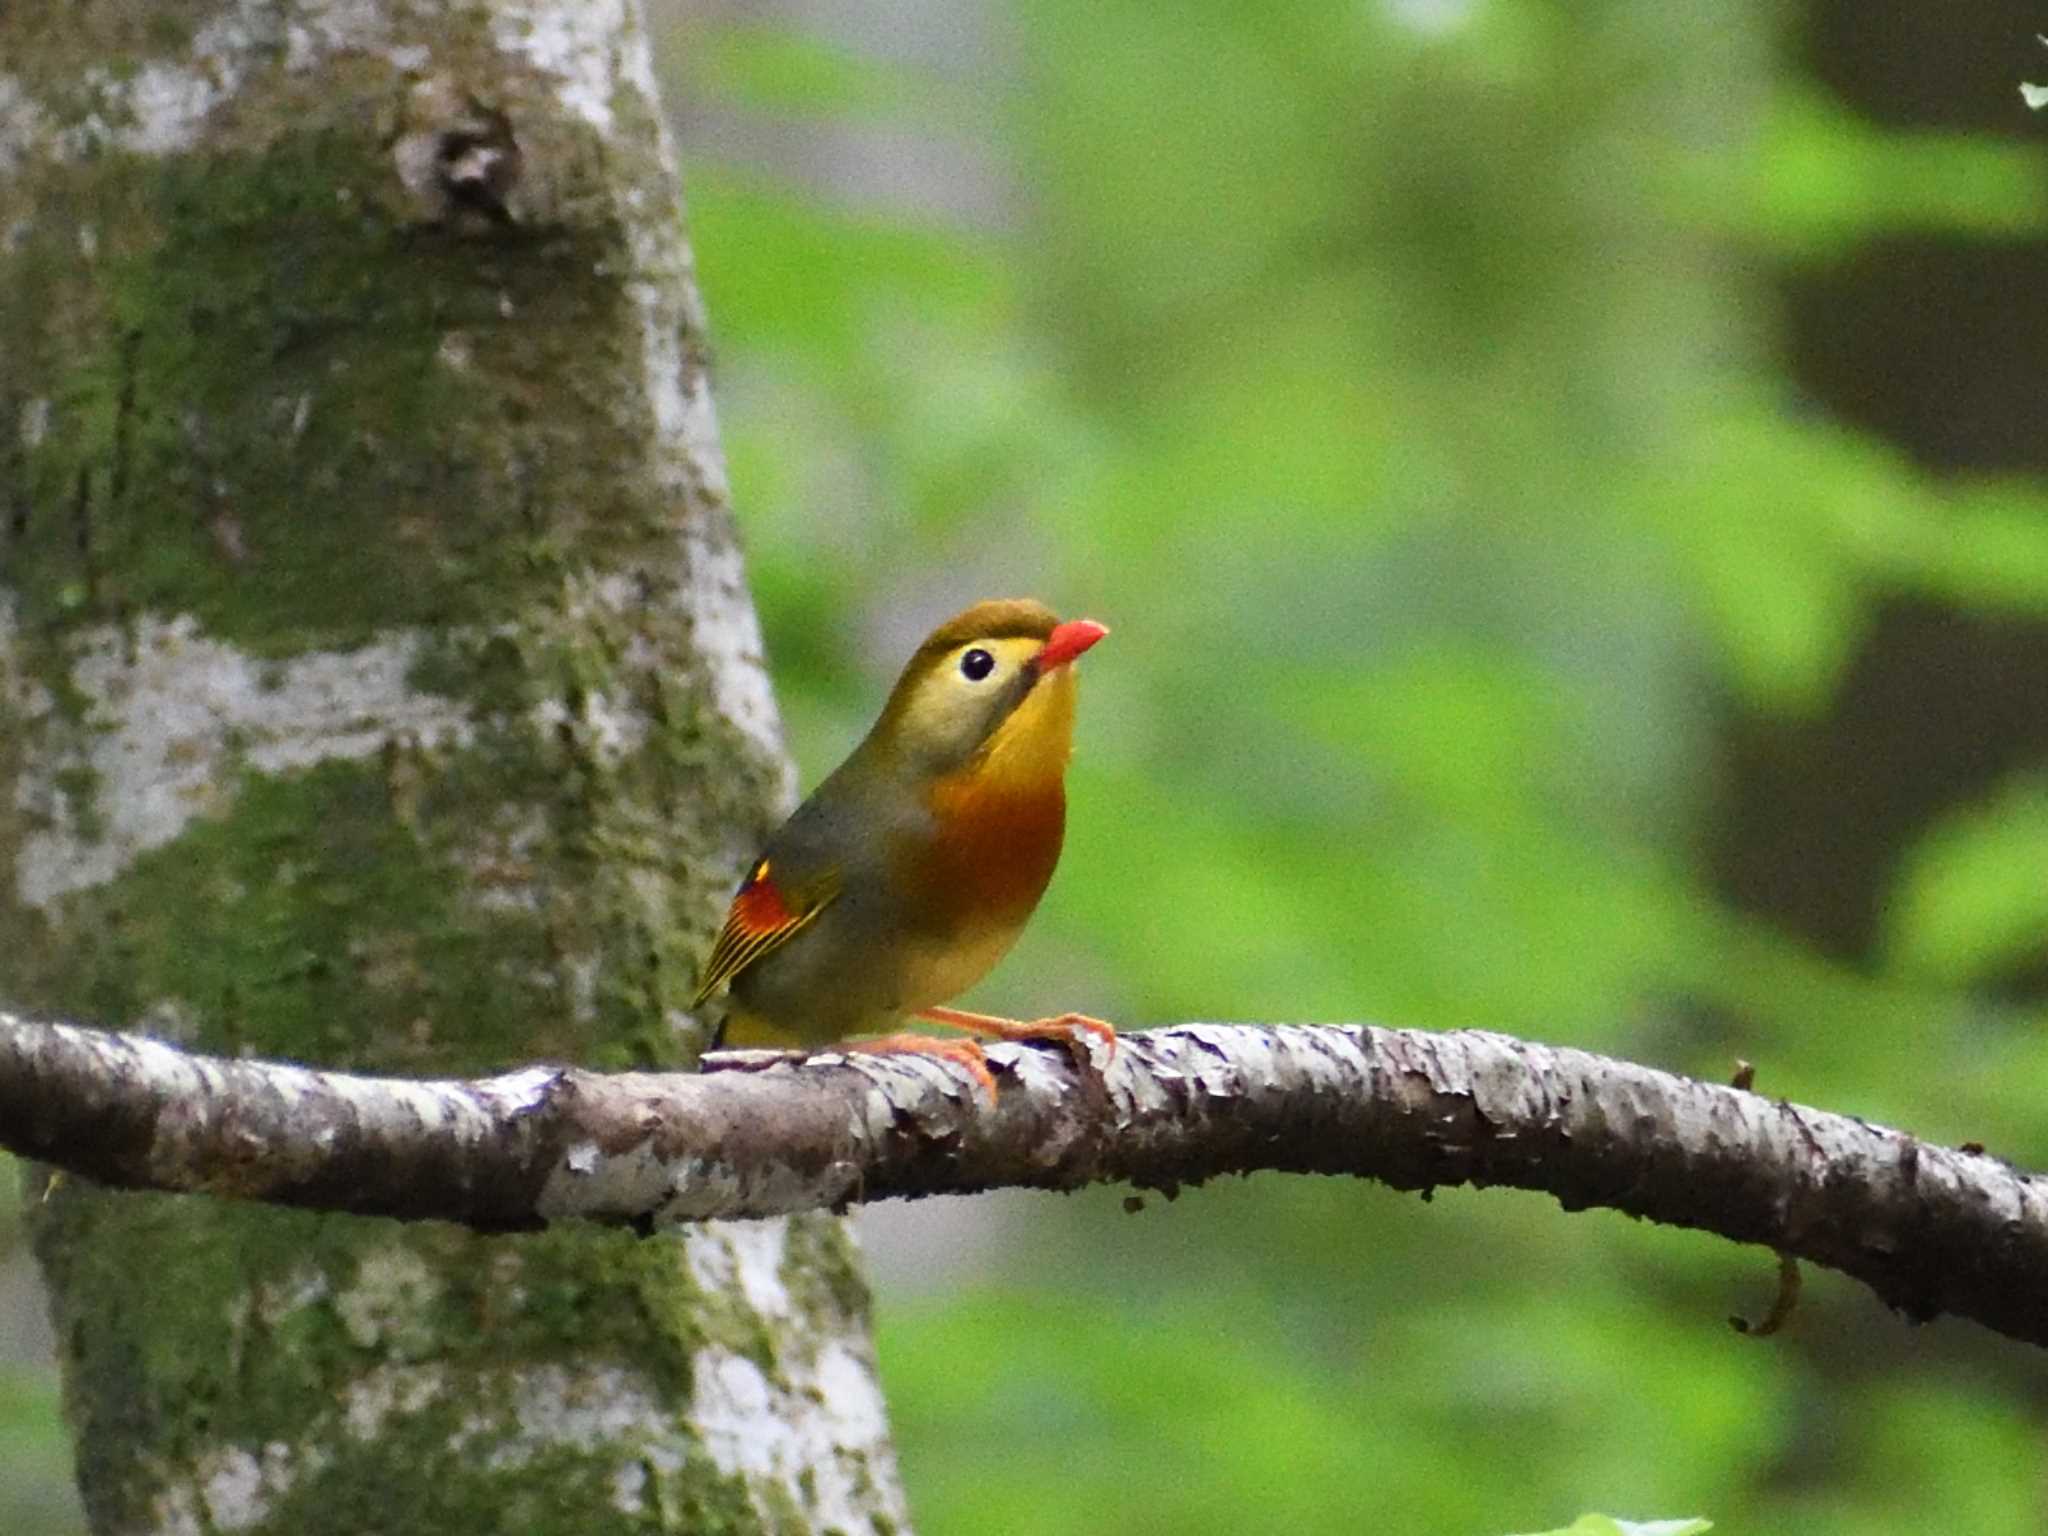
[
  {"left": 847, "top": 1032, "right": 998, "bottom": 1104},
  {"left": 916, "top": 1006, "right": 1118, "bottom": 1066}
]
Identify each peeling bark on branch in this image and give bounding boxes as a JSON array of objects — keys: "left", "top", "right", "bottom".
[{"left": 7, "top": 1010, "right": 2045, "bottom": 1348}]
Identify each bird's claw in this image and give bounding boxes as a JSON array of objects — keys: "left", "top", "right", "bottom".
[
  {"left": 915, "top": 1005, "right": 1118, "bottom": 1061},
  {"left": 1025, "top": 1011, "right": 1119, "bottom": 1061}
]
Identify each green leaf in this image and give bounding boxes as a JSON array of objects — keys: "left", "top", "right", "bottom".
[
  {"left": 1886, "top": 776, "right": 2048, "bottom": 984},
  {"left": 1741, "top": 90, "right": 2048, "bottom": 254}
]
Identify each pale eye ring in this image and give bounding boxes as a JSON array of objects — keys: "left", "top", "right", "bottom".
[{"left": 959, "top": 647, "right": 995, "bottom": 682}]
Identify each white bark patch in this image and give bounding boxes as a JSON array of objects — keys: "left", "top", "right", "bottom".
[
  {"left": 442, "top": 1362, "right": 684, "bottom": 1496},
  {"left": 144, "top": 1439, "right": 329, "bottom": 1534},
  {"left": 611, "top": 1458, "right": 652, "bottom": 1515},
  {"left": 678, "top": 524, "right": 791, "bottom": 801},
  {"left": 489, "top": 0, "right": 630, "bottom": 136},
  {"left": 17, "top": 396, "right": 49, "bottom": 448},
  {"left": 185, "top": 1440, "right": 322, "bottom": 1533},
  {"left": 254, "top": 1265, "right": 331, "bottom": 1327},
  {"left": 334, "top": 1245, "right": 444, "bottom": 1351},
  {"left": 65, "top": 0, "right": 267, "bottom": 159},
  {"left": 604, "top": 211, "right": 776, "bottom": 776},
  {"left": 344, "top": 1363, "right": 449, "bottom": 1441},
  {"left": 200, "top": 1446, "right": 268, "bottom": 1531},
  {"left": 4, "top": 0, "right": 420, "bottom": 166},
  {"left": 529, "top": 573, "right": 654, "bottom": 769},
  {"left": 118, "top": 57, "right": 236, "bottom": 156},
  {"left": 14, "top": 616, "right": 471, "bottom": 909},
  {"left": 578, "top": 5, "right": 791, "bottom": 792},
  {"left": 436, "top": 331, "right": 474, "bottom": 372},
  {"left": 683, "top": 1218, "right": 792, "bottom": 1318},
  {"left": 0, "top": 75, "right": 47, "bottom": 181},
  {"left": 281, "top": 0, "right": 402, "bottom": 75},
  {"left": 690, "top": 1341, "right": 907, "bottom": 1534},
  {"left": 499, "top": 1363, "right": 665, "bottom": 1461}
]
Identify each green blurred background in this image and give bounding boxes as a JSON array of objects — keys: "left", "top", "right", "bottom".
[{"left": 12, "top": 0, "right": 2048, "bottom": 1529}]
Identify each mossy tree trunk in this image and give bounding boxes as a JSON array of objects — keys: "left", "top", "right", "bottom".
[{"left": 0, "top": 3, "right": 908, "bottom": 1531}]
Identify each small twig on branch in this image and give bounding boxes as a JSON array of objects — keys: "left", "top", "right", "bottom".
[
  {"left": 1731, "top": 1252, "right": 1804, "bottom": 1338},
  {"left": 2, "top": 1010, "right": 2044, "bottom": 1347},
  {"left": 1723, "top": 1056, "right": 1802, "bottom": 1338}
]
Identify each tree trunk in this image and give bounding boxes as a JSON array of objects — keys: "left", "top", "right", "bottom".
[{"left": 0, "top": 3, "right": 909, "bottom": 1531}]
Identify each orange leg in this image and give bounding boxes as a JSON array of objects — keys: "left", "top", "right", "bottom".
[
  {"left": 916, "top": 1006, "right": 1118, "bottom": 1061},
  {"left": 847, "top": 1032, "right": 997, "bottom": 1103}
]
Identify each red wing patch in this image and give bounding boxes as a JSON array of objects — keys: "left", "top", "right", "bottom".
[
  {"left": 690, "top": 860, "right": 835, "bottom": 1007},
  {"left": 732, "top": 865, "right": 796, "bottom": 932}
]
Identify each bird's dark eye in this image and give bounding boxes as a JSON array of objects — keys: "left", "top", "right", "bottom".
[{"left": 959, "top": 647, "right": 995, "bottom": 682}]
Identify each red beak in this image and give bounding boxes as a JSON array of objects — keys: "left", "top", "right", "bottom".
[{"left": 1034, "top": 618, "right": 1109, "bottom": 674}]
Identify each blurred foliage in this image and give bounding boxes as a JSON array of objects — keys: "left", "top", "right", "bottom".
[
  {"left": 664, "top": 0, "right": 2048, "bottom": 1531},
  {"left": 0, "top": 1364, "right": 77, "bottom": 1535},
  {"left": 0, "top": 1154, "right": 78, "bottom": 1535},
  {"left": 1886, "top": 774, "right": 2048, "bottom": 983}
]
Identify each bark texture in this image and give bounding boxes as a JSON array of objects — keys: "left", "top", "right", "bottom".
[
  {"left": 0, "top": 4, "right": 907, "bottom": 1532},
  {"left": 5, "top": 1012, "right": 2045, "bottom": 1351}
]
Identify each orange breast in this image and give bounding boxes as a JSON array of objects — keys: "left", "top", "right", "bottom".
[{"left": 914, "top": 771, "right": 1067, "bottom": 932}]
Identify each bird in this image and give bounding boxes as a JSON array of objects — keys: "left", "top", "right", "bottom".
[{"left": 691, "top": 597, "right": 1115, "bottom": 1099}]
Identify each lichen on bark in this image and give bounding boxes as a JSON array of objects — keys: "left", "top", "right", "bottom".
[{"left": 0, "top": 2, "right": 906, "bottom": 1531}]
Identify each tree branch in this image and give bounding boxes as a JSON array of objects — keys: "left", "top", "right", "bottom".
[{"left": 5, "top": 1010, "right": 2043, "bottom": 1347}]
